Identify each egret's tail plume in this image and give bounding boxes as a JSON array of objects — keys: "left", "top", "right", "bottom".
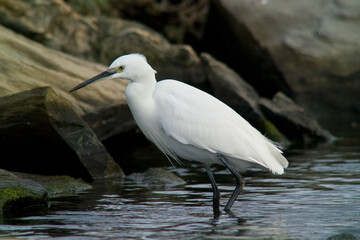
[{"left": 266, "top": 140, "right": 288, "bottom": 175}]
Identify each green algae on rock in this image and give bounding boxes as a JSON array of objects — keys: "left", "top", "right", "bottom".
[{"left": 0, "top": 169, "right": 48, "bottom": 215}]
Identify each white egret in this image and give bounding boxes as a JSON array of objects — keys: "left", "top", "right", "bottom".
[{"left": 70, "top": 53, "right": 288, "bottom": 211}]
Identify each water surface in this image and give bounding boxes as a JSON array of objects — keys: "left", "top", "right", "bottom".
[{"left": 1, "top": 137, "right": 359, "bottom": 239}]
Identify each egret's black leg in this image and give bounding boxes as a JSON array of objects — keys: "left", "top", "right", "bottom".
[
  {"left": 218, "top": 155, "right": 245, "bottom": 211},
  {"left": 205, "top": 164, "right": 220, "bottom": 210}
]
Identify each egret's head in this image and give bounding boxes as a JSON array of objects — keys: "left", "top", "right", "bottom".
[{"left": 69, "top": 53, "right": 156, "bottom": 92}]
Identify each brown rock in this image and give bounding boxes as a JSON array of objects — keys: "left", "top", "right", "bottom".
[
  {"left": 96, "top": 17, "right": 206, "bottom": 85},
  {"left": 0, "top": 0, "right": 206, "bottom": 86},
  {"left": 0, "top": 23, "right": 132, "bottom": 140}
]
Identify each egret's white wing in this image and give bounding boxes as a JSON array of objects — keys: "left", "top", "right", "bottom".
[{"left": 154, "top": 80, "right": 288, "bottom": 174}]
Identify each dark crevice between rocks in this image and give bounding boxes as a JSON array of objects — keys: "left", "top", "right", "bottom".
[
  {"left": 102, "top": 130, "right": 170, "bottom": 175},
  {"left": 202, "top": 0, "right": 293, "bottom": 99},
  {"left": 0, "top": 126, "right": 93, "bottom": 182},
  {"left": 0, "top": 17, "right": 46, "bottom": 44}
]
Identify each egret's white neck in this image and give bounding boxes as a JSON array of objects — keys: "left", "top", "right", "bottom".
[
  {"left": 125, "top": 74, "right": 157, "bottom": 119},
  {"left": 125, "top": 74, "right": 158, "bottom": 144},
  {"left": 125, "top": 73, "right": 156, "bottom": 98}
]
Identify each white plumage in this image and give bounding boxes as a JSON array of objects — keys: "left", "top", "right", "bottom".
[{"left": 70, "top": 53, "right": 289, "bottom": 211}]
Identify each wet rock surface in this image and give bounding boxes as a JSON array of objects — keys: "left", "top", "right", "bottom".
[
  {"left": 126, "top": 168, "right": 186, "bottom": 188},
  {"left": 12, "top": 173, "right": 93, "bottom": 199},
  {"left": 327, "top": 233, "right": 358, "bottom": 240},
  {"left": 0, "top": 169, "right": 47, "bottom": 215},
  {"left": 0, "top": 168, "right": 93, "bottom": 215}
]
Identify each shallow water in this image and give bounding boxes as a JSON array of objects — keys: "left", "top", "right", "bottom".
[{"left": 1, "top": 136, "right": 360, "bottom": 239}]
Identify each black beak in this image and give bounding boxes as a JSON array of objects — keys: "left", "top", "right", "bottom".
[{"left": 69, "top": 69, "right": 115, "bottom": 93}]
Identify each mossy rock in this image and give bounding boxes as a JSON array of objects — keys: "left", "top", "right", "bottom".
[
  {"left": 41, "top": 176, "right": 92, "bottom": 199},
  {"left": 0, "top": 169, "right": 48, "bottom": 215},
  {"left": 263, "top": 120, "right": 289, "bottom": 145},
  {"left": 0, "top": 187, "right": 47, "bottom": 213},
  {"left": 14, "top": 173, "right": 93, "bottom": 199},
  {"left": 126, "top": 168, "right": 186, "bottom": 188}
]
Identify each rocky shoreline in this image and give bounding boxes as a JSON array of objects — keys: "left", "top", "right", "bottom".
[{"left": 1, "top": 0, "right": 353, "bottom": 215}]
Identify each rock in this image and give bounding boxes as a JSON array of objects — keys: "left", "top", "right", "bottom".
[
  {"left": 203, "top": 0, "right": 293, "bottom": 99},
  {"left": 0, "top": 1, "right": 206, "bottom": 139},
  {"left": 0, "top": 0, "right": 206, "bottom": 87},
  {"left": 0, "top": 23, "right": 132, "bottom": 141},
  {"left": 259, "top": 92, "right": 335, "bottom": 143},
  {"left": 0, "top": 169, "right": 47, "bottom": 215},
  {"left": 0, "top": 0, "right": 334, "bottom": 152},
  {"left": 204, "top": 0, "right": 360, "bottom": 122},
  {"left": 327, "top": 233, "right": 357, "bottom": 240},
  {"left": 98, "top": 17, "right": 206, "bottom": 86},
  {"left": 92, "top": 0, "right": 209, "bottom": 45},
  {"left": 13, "top": 173, "right": 92, "bottom": 199},
  {"left": 126, "top": 168, "right": 186, "bottom": 188},
  {"left": 0, "top": 0, "right": 98, "bottom": 61},
  {"left": 0, "top": 87, "right": 124, "bottom": 180}
]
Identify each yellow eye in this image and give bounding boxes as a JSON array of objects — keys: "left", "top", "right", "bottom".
[{"left": 118, "top": 65, "right": 125, "bottom": 72}]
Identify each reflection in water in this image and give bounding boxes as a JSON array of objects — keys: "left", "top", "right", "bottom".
[{"left": 0, "top": 138, "right": 360, "bottom": 239}]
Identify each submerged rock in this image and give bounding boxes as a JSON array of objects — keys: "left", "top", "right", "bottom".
[
  {"left": 126, "top": 168, "right": 186, "bottom": 188},
  {"left": 327, "top": 233, "right": 357, "bottom": 240},
  {"left": 13, "top": 173, "right": 92, "bottom": 199},
  {"left": 0, "top": 87, "right": 123, "bottom": 180},
  {"left": 0, "top": 169, "right": 47, "bottom": 215},
  {"left": 0, "top": 168, "right": 94, "bottom": 215}
]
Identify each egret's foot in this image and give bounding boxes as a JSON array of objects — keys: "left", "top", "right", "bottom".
[
  {"left": 213, "top": 193, "right": 220, "bottom": 210},
  {"left": 213, "top": 205, "right": 221, "bottom": 218},
  {"left": 212, "top": 184, "right": 221, "bottom": 210}
]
